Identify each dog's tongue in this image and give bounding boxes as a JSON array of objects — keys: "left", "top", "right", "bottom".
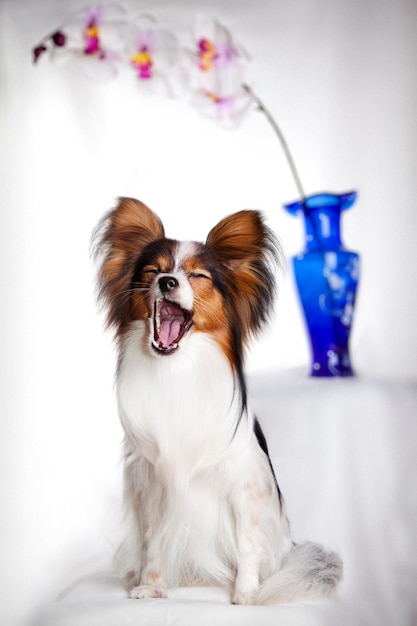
[{"left": 158, "top": 301, "right": 184, "bottom": 348}]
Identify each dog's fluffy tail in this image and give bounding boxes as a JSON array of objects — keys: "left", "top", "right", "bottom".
[{"left": 256, "top": 541, "right": 343, "bottom": 605}]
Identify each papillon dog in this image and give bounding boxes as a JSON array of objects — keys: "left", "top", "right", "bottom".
[{"left": 93, "top": 197, "right": 342, "bottom": 605}]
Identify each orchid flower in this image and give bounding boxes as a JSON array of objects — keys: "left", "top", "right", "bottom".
[
  {"left": 127, "top": 15, "right": 188, "bottom": 97},
  {"left": 189, "top": 16, "right": 253, "bottom": 128},
  {"left": 33, "top": 4, "right": 128, "bottom": 80},
  {"left": 189, "top": 16, "right": 305, "bottom": 196},
  {"left": 32, "top": 7, "right": 305, "bottom": 197}
]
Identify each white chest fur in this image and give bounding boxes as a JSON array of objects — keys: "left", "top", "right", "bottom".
[{"left": 117, "top": 321, "right": 248, "bottom": 476}]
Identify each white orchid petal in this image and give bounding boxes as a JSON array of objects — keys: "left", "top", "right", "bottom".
[
  {"left": 190, "top": 85, "right": 253, "bottom": 128},
  {"left": 129, "top": 14, "right": 157, "bottom": 51},
  {"left": 190, "top": 90, "right": 219, "bottom": 121},
  {"left": 132, "top": 13, "right": 157, "bottom": 30},
  {"left": 154, "top": 27, "right": 178, "bottom": 53},
  {"left": 226, "top": 89, "right": 253, "bottom": 124},
  {"left": 98, "top": 4, "right": 128, "bottom": 23},
  {"left": 60, "top": 4, "right": 127, "bottom": 54},
  {"left": 193, "top": 14, "right": 248, "bottom": 61},
  {"left": 216, "top": 62, "right": 246, "bottom": 96},
  {"left": 212, "top": 19, "right": 234, "bottom": 48},
  {"left": 194, "top": 56, "right": 246, "bottom": 99},
  {"left": 169, "top": 65, "right": 190, "bottom": 97},
  {"left": 193, "top": 14, "right": 218, "bottom": 45},
  {"left": 126, "top": 13, "right": 188, "bottom": 96},
  {"left": 76, "top": 54, "right": 120, "bottom": 81}
]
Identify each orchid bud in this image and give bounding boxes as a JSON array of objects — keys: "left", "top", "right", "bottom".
[{"left": 52, "top": 31, "right": 66, "bottom": 47}]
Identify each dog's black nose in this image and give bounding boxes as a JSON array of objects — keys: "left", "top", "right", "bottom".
[{"left": 159, "top": 276, "right": 178, "bottom": 293}]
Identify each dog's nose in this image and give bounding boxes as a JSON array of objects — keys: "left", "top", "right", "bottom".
[{"left": 158, "top": 276, "right": 179, "bottom": 293}]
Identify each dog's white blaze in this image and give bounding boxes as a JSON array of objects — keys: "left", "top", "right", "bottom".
[
  {"left": 174, "top": 241, "right": 199, "bottom": 271},
  {"left": 147, "top": 241, "right": 197, "bottom": 313},
  {"left": 171, "top": 241, "right": 199, "bottom": 311}
]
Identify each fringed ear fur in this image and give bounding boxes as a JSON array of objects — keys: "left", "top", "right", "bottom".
[
  {"left": 206, "top": 210, "right": 281, "bottom": 340},
  {"left": 92, "top": 197, "right": 165, "bottom": 331}
]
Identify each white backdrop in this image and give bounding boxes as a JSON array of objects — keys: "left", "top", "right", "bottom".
[{"left": 1, "top": 0, "right": 417, "bottom": 624}]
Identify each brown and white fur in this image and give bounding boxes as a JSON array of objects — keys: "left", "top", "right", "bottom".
[{"left": 93, "top": 197, "right": 342, "bottom": 605}]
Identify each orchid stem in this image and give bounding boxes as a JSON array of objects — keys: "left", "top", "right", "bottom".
[
  {"left": 243, "top": 84, "right": 306, "bottom": 201},
  {"left": 242, "top": 86, "right": 347, "bottom": 352}
]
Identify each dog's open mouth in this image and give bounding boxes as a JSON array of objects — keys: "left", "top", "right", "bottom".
[{"left": 152, "top": 299, "right": 192, "bottom": 355}]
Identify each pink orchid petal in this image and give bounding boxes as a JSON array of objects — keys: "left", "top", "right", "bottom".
[
  {"left": 193, "top": 15, "right": 250, "bottom": 70},
  {"left": 191, "top": 13, "right": 251, "bottom": 126},
  {"left": 226, "top": 89, "right": 253, "bottom": 124},
  {"left": 56, "top": 3, "right": 127, "bottom": 75},
  {"left": 127, "top": 13, "right": 189, "bottom": 96},
  {"left": 199, "top": 59, "right": 246, "bottom": 98},
  {"left": 190, "top": 86, "right": 253, "bottom": 128}
]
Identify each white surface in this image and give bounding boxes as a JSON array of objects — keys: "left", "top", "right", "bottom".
[
  {"left": 32, "top": 374, "right": 417, "bottom": 626},
  {"left": 1, "top": 0, "right": 417, "bottom": 624}
]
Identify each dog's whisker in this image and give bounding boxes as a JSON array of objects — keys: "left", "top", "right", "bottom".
[
  {"left": 192, "top": 294, "right": 222, "bottom": 317},
  {"left": 114, "top": 286, "right": 150, "bottom": 298}
]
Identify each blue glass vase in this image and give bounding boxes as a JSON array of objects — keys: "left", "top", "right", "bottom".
[{"left": 284, "top": 192, "right": 360, "bottom": 377}]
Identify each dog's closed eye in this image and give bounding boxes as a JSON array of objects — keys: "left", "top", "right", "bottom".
[{"left": 189, "top": 272, "right": 211, "bottom": 280}]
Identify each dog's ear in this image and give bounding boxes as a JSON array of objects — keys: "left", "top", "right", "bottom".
[
  {"left": 93, "top": 197, "right": 165, "bottom": 331},
  {"left": 206, "top": 210, "right": 280, "bottom": 339}
]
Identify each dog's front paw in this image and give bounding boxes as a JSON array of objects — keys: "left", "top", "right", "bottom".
[
  {"left": 129, "top": 584, "right": 168, "bottom": 599},
  {"left": 232, "top": 590, "right": 257, "bottom": 605}
]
